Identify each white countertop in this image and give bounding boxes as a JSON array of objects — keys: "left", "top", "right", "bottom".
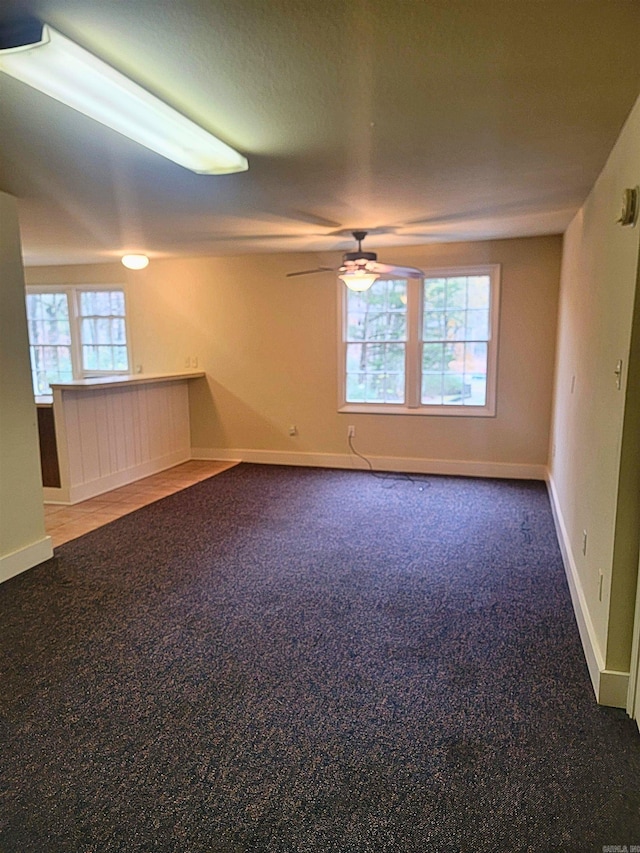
[{"left": 49, "top": 371, "right": 205, "bottom": 392}]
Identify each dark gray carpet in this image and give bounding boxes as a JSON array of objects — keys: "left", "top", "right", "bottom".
[{"left": 1, "top": 463, "right": 639, "bottom": 852}]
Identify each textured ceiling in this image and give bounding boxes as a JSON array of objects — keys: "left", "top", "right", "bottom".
[{"left": 1, "top": 0, "right": 640, "bottom": 266}]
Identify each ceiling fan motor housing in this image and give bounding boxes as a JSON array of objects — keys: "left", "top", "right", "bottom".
[{"left": 343, "top": 250, "right": 377, "bottom": 263}]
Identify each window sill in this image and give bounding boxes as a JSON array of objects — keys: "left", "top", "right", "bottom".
[{"left": 339, "top": 403, "right": 496, "bottom": 417}]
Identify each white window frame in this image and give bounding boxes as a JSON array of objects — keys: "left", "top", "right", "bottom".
[
  {"left": 338, "top": 264, "right": 501, "bottom": 417},
  {"left": 25, "top": 283, "right": 131, "bottom": 395}
]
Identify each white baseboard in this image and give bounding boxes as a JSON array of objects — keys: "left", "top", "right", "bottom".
[
  {"left": 599, "top": 669, "right": 631, "bottom": 708},
  {"left": 0, "top": 536, "right": 53, "bottom": 584},
  {"left": 44, "top": 449, "right": 191, "bottom": 505},
  {"left": 546, "top": 473, "right": 629, "bottom": 707},
  {"left": 191, "top": 447, "right": 546, "bottom": 480}
]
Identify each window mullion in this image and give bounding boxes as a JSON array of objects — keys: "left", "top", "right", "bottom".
[
  {"left": 69, "top": 288, "right": 84, "bottom": 379},
  {"left": 405, "top": 277, "right": 421, "bottom": 408}
]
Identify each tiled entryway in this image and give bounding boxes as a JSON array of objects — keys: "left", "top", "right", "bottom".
[{"left": 44, "top": 460, "right": 238, "bottom": 548}]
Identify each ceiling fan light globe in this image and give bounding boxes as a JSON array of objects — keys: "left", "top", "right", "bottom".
[{"left": 338, "top": 270, "right": 378, "bottom": 291}]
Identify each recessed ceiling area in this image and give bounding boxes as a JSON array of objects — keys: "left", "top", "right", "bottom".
[{"left": 1, "top": 0, "right": 640, "bottom": 266}]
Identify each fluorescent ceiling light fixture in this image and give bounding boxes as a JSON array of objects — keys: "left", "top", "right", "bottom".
[
  {"left": 0, "top": 22, "right": 248, "bottom": 174},
  {"left": 338, "top": 270, "right": 379, "bottom": 291},
  {"left": 121, "top": 253, "right": 149, "bottom": 270}
]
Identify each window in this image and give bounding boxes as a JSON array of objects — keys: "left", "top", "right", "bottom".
[
  {"left": 26, "top": 286, "right": 130, "bottom": 396},
  {"left": 26, "top": 291, "right": 74, "bottom": 395},
  {"left": 78, "top": 290, "right": 128, "bottom": 374},
  {"left": 340, "top": 265, "right": 500, "bottom": 416}
]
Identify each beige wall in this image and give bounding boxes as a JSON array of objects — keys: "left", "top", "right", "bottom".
[
  {"left": 0, "top": 191, "right": 51, "bottom": 581},
  {"left": 549, "top": 95, "right": 640, "bottom": 681},
  {"left": 28, "top": 235, "right": 562, "bottom": 476}
]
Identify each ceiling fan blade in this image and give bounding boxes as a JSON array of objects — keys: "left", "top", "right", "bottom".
[
  {"left": 286, "top": 266, "right": 335, "bottom": 278},
  {"left": 368, "top": 261, "right": 424, "bottom": 278}
]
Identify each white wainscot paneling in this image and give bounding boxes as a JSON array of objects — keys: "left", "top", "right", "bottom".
[{"left": 44, "top": 374, "right": 200, "bottom": 504}]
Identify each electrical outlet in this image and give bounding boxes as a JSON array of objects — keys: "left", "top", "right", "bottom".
[
  {"left": 348, "top": 425, "right": 355, "bottom": 438},
  {"left": 191, "top": 356, "right": 198, "bottom": 368},
  {"left": 288, "top": 425, "right": 297, "bottom": 436},
  {"left": 135, "top": 364, "right": 143, "bottom": 374}
]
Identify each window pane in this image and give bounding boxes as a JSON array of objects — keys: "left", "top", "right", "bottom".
[
  {"left": 442, "top": 343, "right": 464, "bottom": 404},
  {"left": 422, "top": 342, "right": 445, "bottom": 372},
  {"left": 423, "top": 311, "right": 446, "bottom": 341},
  {"left": 347, "top": 372, "right": 367, "bottom": 403},
  {"left": 365, "top": 343, "right": 386, "bottom": 372},
  {"left": 446, "top": 277, "right": 467, "bottom": 308},
  {"left": 26, "top": 294, "right": 39, "bottom": 319},
  {"left": 96, "top": 318, "right": 111, "bottom": 344},
  {"left": 112, "top": 318, "right": 126, "bottom": 345},
  {"left": 346, "top": 343, "right": 365, "bottom": 373},
  {"left": 386, "top": 280, "right": 407, "bottom": 309},
  {"left": 442, "top": 373, "right": 466, "bottom": 403},
  {"left": 80, "top": 291, "right": 95, "bottom": 315},
  {"left": 57, "top": 346, "right": 72, "bottom": 373},
  {"left": 347, "top": 312, "right": 367, "bottom": 341},
  {"left": 55, "top": 320, "right": 71, "bottom": 344},
  {"left": 422, "top": 373, "right": 443, "bottom": 404},
  {"left": 364, "top": 367, "right": 404, "bottom": 404},
  {"left": 346, "top": 341, "right": 405, "bottom": 404},
  {"left": 78, "top": 289, "right": 128, "bottom": 374},
  {"left": 445, "top": 310, "right": 466, "bottom": 340},
  {"left": 366, "top": 312, "right": 394, "bottom": 342},
  {"left": 25, "top": 292, "right": 72, "bottom": 395},
  {"left": 467, "top": 276, "right": 490, "bottom": 309},
  {"left": 83, "top": 345, "right": 98, "bottom": 370},
  {"left": 346, "top": 280, "right": 407, "bottom": 343},
  {"left": 113, "top": 346, "right": 129, "bottom": 370},
  {"left": 97, "top": 346, "right": 114, "bottom": 370},
  {"left": 466, "top": 308, "right": 489, "bottom": 341},
  {"left": 463, "top": 342, "right": 488, "bottom": 406},
  {"left": 81, "top": 318, "right": 95, "bottom": 344},
  {"left": 111, "top": 291, "right": 125, "bottom": 314},
  {"left": 385, "top": 343, "right": 405, "bottom": 375},
  {"left": 422, "top": 343, "right": 445, "bottom": 404},
  {"left": 423, "top": 278, "right": 446, "bottom": 310},
  {"left": 96, "top": 292, "right": 112, "bottom": 316}
]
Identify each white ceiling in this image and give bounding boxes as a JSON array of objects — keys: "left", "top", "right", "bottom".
[{"left": 1, "top": 0, "right": 640, "bottom": 266}]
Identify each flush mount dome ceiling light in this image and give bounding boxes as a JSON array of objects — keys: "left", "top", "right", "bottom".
[
  {"left": 0, "top": 20, "right": 248, "bottom": 175},
  {"left": 121, "top": 254, "right": 149, "bottom": 270}
]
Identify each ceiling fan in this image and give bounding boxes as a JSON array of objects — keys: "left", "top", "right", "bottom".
[{"left": 286, "top": 230, "right": 424, "bottom": 291}]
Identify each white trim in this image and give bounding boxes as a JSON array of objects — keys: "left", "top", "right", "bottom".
[
  {"left": 599, "top": 669, "right": 631, "bottom": 709},
  {"left": 0, "top": 536, "right": 53, "bottom": 584},
  {"left": 546, "top": 473, "right": 630, "bottom": 707},
  {"left": 627, "top": 557, "right": 640, "bottom": 721},
  {"left": 338, "top": 403, "right": 496, "bottom": 417},
  {"left": 192, "top": 447, "right": 545, "bottom": 480}
]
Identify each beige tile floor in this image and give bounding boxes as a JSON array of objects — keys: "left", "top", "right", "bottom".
[{"left": 44, "top": 460, "right": 238, "bottom": 548}]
